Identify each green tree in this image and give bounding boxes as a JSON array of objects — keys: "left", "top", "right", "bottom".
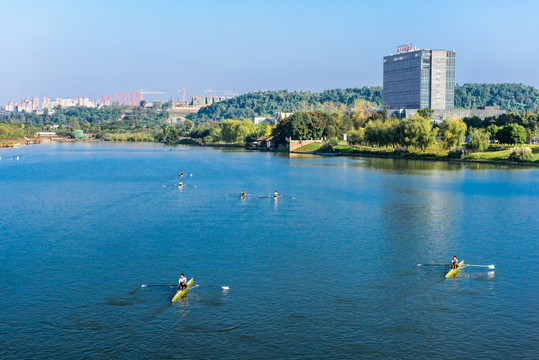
[
  {"left": 347, "top": 129, "right": 364, "bottom": 146},
  {"left": 364, "top": 120, "right": 381, "bottom": 147},
  {"left": 325, "top": 124, "right": 336, "bottom": 138},
  {"left": 467, "top": 128, "right": 490, "bottom": 152},
  {"left": 486, "top": 124, "right": 499, "bottom": 139},
  {"left": 439, "top": 119, "right": 467, "bottom": 149},
  {"left": 339, "top": 115, "right": 354, "bottom": 134},
  {"left": 417, "top": 108, "right": 434, "bottom": 120},
  {"left": 179, "top": 119, "right": 194, "bottom": 136},
  {"left": 220, "top": 119, "right": 241, "bottom": 143},
  {"left": 163, "top": 126, "right": 179, "bottom": 145},
  {"left": 496, "top": 123, "right": 527, "bottom": 144},
  {"left": 69, "top": 117, "right": 81, "bottom": 130},
  {"left": 237, "top": 119, "right": 256, "bottom": 142},
  {"left": 209, "top": 126, "right": 221, "bottom": 142},
  {"left": 409, "top": 115, "right": 435, "bottom": 152}
]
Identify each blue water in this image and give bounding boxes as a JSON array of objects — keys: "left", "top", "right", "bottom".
[{"left": 1, "top": 142, "right": 537, "bottom": 359}]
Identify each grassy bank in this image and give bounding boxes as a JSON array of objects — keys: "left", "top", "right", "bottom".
[{"left": 293, "top": 142, "right": 539, "bottom": 164}]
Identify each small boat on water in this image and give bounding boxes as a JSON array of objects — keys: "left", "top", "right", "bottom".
[
  {"left": 445, "top": 261, "right": 464, "bottom": 278},
  {"left": 171, "top": 278, "right": 193, "bottom": 302},
  {"left": 314, "top": 151, "right": 342, "bottom": 156}
]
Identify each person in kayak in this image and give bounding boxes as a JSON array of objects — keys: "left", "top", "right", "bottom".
[
  {"left": 180, "top": 171, "right": 184, "bottom": 177},
  {"left": 178, "top": 273, "right": 187, "bottom": 290},
  {"left": 241, "top": 190, "right": 246, "bottom": 198},
  {"left": 273, "top": 191, "right": 278, "bottom": 198},
  {"left": 451, "top": 255, "right": 459, "bottom": 269},
  {"left": 178, "top": 181, "right": 183, "bottom": 188}
]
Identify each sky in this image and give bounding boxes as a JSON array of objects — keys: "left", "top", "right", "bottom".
[{"left": 1, "top": 0, "right": 538, "bottom": 104}]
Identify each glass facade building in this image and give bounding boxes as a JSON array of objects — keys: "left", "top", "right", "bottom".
[{"left": 383, "top": 45, "right": 455, "bottom": 110}]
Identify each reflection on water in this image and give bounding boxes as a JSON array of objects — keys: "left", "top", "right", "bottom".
[{"left": 287, "top": 152, "right": 530, "bottom": 174}]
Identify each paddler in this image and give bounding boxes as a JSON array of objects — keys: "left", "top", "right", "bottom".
[
  {"left": 241, "top": 190, "right": 246, "bottom": 198},
  {"left": 180, "top": 171, "right": 184, "bottom": 177},
  {"left": 273, "top": 191, "right": 278, "bottom": 199},
  {"left": 451, "top": 255, "right": 459, "bottom": 269},
  {"left": 178, "top": 181, "right": 183, "bottom": 188},
  {"left": 178, "top": 273, "right": 187, "bottom": 290}
]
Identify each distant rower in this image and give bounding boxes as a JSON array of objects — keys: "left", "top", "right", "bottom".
[
  {"left": 241, "top": 190, "right": 246, "bottom": 199},
  {"left": 178, "top": 273, "right": 187, "bottom": 290},
  {"left": 178, "top": 181, "right": 183, "bottom": 188},
  {"left": 451, "top": 255, "right": 459, "bottom": 269},
  {"left": 180, "top": 171, "right": 184, "bottom": 177},
  {"left": 273, "top": 191, "right": 278, "bottom": 199}
]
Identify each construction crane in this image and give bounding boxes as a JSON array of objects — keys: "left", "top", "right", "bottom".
[
  {"left": 205, "top": 89, "right": 238, "bottom": 98},
  {"left": 177, "top": 88, "right": 186, "bottom": 103},
  {"left": 139, "top": 89, "right": 165, "bottom": 101}
]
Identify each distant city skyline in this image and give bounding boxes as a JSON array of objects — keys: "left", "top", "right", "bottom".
[{"left": 1, "top": 0, "right": 538, "bottom": 104}]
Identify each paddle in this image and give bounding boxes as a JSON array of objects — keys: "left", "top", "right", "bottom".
[
  {"left": 417, "top": 263, "right": 495, "bottom": 269},
  {"left": 162, "top": 183, "right": 198, "bottom": 188},
  {"left": 281, "top": 194, "right": 296, "bottom": 199},
  {"left": 141, "top": 284, "right": 230, "bottom": 290},
  {"left": 463, "top": 264, "right": 495, "bottom": 269},
  {"left": 194, "top": 284, "right": 230, "bottom": 290},
  {"left": 417, "top": 263, "right": 450, "bottom": 267}
]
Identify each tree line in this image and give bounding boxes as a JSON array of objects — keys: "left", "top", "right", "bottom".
[
  {"left": 187, "top": 88, "right": 384, "bottom": 122},
  {"left": 455, "top": 83, "right": 539, "bottom": 112},
  {"left": 188, "top": 83, "right": 538, "bottom": 122}
]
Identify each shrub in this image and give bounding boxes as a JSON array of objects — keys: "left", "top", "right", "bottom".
[
  {"left": 508, "top": 147, "right": 533, "bottom": 161},
  {"left": 202, "top": 135, "right": 214, "bottom": 144},
  {"left": 319, "top": 137, "right": 339, "bottom": 153},
  {"left": 447, "top": 146, "right": 469, "bottom": 159}
]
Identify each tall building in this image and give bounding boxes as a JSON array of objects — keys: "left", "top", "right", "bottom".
[{"left": 383, "top": 44, "right": 455, "bottom": 111}]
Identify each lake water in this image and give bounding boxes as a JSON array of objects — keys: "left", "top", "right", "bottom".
[{"left": 1, "top": 142, "right": 537, "bottom": 359}]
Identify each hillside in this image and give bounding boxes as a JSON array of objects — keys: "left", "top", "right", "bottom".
[
  {"left": 187, "top": 84, "right": 539, "bottom": 122},
  {"left": 187, "top": 87, "right": 383, "bottom": 122},
  {"left": 454, "top": 83, "right": 539, "bottom": 112}
]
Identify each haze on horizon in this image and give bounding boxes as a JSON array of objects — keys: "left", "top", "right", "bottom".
[{"left": 1, "top": 0, "right": 538, "bottom": 104}]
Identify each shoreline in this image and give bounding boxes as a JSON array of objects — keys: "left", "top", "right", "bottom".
[
  {"left": 290, "top": 149, "right": 539, "bottom": 167},
  {"left": 3, "top": 137, "right": 538, "bottom": 167}
]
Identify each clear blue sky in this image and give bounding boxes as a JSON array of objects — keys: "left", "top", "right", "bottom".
[{"left": 1, "top": 0, "right": 538, "bottom": 103}]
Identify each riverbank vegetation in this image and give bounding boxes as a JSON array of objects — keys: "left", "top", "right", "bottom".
[
  {"left": 290, "top": 111, "right": 539, "bottom": 163},
  {"left": 2, "top": 84, "right": 539, "bottom": 164}
]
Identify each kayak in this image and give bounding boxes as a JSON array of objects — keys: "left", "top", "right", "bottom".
[
  {"left": 445, "top": 261, "right": 464, "bottom": 278},
  {"left": 171, "top": 278, "right": 193, "bottom": 302}
]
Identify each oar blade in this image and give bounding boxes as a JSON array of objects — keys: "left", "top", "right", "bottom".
[{"left": 417, "top": 263, "right": 449, "bottom": 267}]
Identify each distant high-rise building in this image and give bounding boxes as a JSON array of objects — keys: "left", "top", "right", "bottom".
[{"left": 383, "top": 44, "right": 455, "bottom": 111}]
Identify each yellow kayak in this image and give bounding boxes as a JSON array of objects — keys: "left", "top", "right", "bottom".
[
  {"left": 171, "top": 278, "right": 193, "bottom": 302},
  {"left": 445, "top": 261, "right": 464, "bottom": 278}
]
